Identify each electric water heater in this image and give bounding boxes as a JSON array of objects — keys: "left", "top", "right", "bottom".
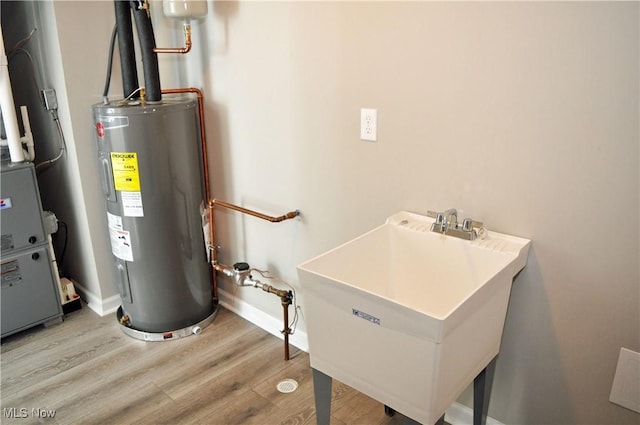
[{"left": 93, "top": 97, "right": 215, "bottom": 338}]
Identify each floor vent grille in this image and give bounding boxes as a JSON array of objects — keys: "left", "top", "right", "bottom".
[{"left": 276, "top": 379, "right": 298, "bottom": 394}]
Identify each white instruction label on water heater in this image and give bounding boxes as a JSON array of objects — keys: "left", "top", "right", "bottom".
[
  {"left": 107, "top": 212, "right": 134, "bottom": 262},
  {"left": 107, "top": 212, "right": 123, "bottom": 230},
  {"left": 121, "top": 191, "right": 144, "bottom": 217}
]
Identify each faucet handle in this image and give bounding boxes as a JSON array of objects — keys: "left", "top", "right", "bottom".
[
  {"left": 427, "top": 210, "right": 444, "bottom": 224},
  {"left": 462, "top": 218, "right": 483, "bottom": 232}
]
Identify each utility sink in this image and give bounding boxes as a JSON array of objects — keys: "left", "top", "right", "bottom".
[{"left": 297, "top": 211, "right": 531, "bottom": 424}]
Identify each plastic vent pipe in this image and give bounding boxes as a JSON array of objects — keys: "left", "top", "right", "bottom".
[{"left": 0, "top": 26, "right": 25, "bottom": 162}]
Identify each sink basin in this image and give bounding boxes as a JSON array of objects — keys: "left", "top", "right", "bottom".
[{"left": 297, "top": 211, "right": 530, "bottom": 424}]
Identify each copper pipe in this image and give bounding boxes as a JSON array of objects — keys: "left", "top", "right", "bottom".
[
  {"left": 257, "top": 282, "right": 293, "bottom": 360},
  {"left": 153, "top": 24, "right": 192, "bottom": 54},
  {"left": 208, "top": 202, "right": 218, "bottom": 303},
  {"left": 282, "top": 297, "right": 292, "bottom": 361},
  {"left": 210, "top": 199, "right": 299, "bottom": 223},
  {"left": 161, "top": 88, "right": 210, "bottom": 200},
  {"left": 260, "top": 283, "right": 290, "bottom": 299},
  {"left": 161, "top": 88, "right": 213, "bottom": 301},
  {"left": 207, "top": 199, "right": 299, "bottom": 305},
  {"left": 207, "top": 197, "right": 298, "bottom": 360}
]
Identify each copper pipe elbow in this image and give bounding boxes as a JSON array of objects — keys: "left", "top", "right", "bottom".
[{"left": 153, "top": 24, "right": 192, "bottom": 54}]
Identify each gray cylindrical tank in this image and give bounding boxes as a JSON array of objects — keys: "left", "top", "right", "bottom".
[{"left": 93, "top": 97, "right": 213, "bottom": 333}]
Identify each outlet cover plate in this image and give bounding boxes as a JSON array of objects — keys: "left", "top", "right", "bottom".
[
  {"left": 610, "top": 348, "right": 640, "bottom": 413},
  {"left": 360, "top": 108, "right": 377, "bottom": 142}
]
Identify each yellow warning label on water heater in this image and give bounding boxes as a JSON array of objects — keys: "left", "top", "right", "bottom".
[{"left": 110, "top": 152, "right": 141, "bottom": 191}]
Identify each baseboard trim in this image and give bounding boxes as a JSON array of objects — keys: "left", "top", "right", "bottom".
[
  {"left": 217, "top": 287, "right": 309, "bottom": 352},
  {"left": 73, "top": 280, "right": 120, "bottom": 317},
  {"left": 445, "top": 402, "right": 504, "bottom": 425}
]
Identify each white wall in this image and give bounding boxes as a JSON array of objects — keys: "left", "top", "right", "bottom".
[
  {"left": 183, "top": 2, "right": 638, "bottom": 424},
  {"left": 47, "top": 1, "right": 123, "bottom": 313},
  {"left": 5, "top": 1, "right": 638, "bottom": 424}
]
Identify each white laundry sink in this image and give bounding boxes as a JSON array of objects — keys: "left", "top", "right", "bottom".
[{"left": 297, "top": 211, "right": 531, "bottom": 424}]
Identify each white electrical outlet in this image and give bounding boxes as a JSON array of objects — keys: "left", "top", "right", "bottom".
[{"left": 360, "top": 108, "right": 377, "bottom": 142}]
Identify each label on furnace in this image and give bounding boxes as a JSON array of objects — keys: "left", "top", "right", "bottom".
[{"left": 1, "top": 259, "right": 22, "bottom": 288}]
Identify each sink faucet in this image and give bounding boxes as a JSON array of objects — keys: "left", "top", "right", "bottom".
[
  {"left": 427, "top": 208, "right": 484, "bottom": 240},
  {"left": 440, "top": 208, "right": 457, "bottom": 232}
]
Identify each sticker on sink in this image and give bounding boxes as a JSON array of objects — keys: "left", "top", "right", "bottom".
[{"left": 352, "top": 308, "right": 381, "bottom": 325}]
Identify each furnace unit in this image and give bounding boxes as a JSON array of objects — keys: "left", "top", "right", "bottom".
[{"left": 1, "top": 161, "right": 63, "bottom": 338}]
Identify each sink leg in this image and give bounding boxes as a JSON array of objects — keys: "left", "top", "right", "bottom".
[
  {"left": 384, "top": 405, "right": 396, "bottom": 416},
  {"left": 312, "top": 368, "right": 332, "bottom": 425},
  {"left": 474, "top": 356, "right": 497, "bottom": 425}
]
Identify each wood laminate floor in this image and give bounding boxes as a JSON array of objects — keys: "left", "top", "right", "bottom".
[{"left": 1, "top": 305, "right": 409, "bottom": 425}]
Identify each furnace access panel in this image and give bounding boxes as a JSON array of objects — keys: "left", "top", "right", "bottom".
[{"left": 1, "top": 161, "right": 62, "bottom": 338}]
